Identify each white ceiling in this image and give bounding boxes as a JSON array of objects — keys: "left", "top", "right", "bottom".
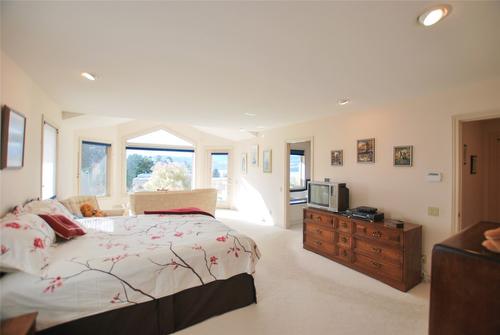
[{"left": 2, "top": 1, "right": 500, "bottom": 132}]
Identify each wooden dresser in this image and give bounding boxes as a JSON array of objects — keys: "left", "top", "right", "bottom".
[
  {"left": 303, "top": 207, "right": 422, "bottom": 291},
  {"left": 429, "top": 221, "right": 500, "bottom": 335}
]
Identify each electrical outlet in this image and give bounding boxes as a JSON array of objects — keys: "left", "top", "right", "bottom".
[
  {"left": 428, "top": 207, "right": 440, "bottom": 217},
  {"left": 421, "top": 254, "right": 427, "bottom": 264}
]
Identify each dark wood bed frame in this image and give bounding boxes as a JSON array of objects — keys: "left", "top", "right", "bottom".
[{"left": 38, "top": 273, "right": 256, "bottom": 335}]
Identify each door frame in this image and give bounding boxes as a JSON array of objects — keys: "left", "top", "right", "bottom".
[
  {"left": 452, "top": 111, "right": 500, "bottom": 233},
  {"left": 283, "top": 137, "right": 314, "bottom": 229},
  {"left": 206, "top": 148, "right": 233, "bottom": 209}
]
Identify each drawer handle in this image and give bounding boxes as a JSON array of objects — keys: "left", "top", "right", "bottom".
[
  {"left": 316, "top": 229, "right": 323, "bottom": 234},
  {"left": 341, "top": 237, "right": 348, "bottom": 243},
  {"left": 372, "top": 247, "right": 382, "bottom": 254},
  {"left": 342, "top": 250, "right": 348, "bottom": 257},
  {"left": 372, "top": 231, "right": 382, "bottom": 238},
  {"left": 315, "top": 240, "right": 322, "bottom": 246},
  {"left": 371, "top": 261, "right": 382, "bottom": 269}
]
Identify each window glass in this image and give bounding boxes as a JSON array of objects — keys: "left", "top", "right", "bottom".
[
  {"left": 126, "top": 129, "right": 196, "bottom": 192},
  {"left": 127, "top": 129, "right": 193, "bottom": 147},
  {"left": 80, "top": 141, "right": 110, "bottom": 196},
  {"left": 42, "top": 122, "right": 57, "bottom": 199},
  {"left": 126, "top": 148, "right": 194, "bottom": 192},
  {"left": 290, "top": 150, "right": 305, "bottom": 190},
  {"left": 211, "top": 153, "right": 229, "bottom": 203}
]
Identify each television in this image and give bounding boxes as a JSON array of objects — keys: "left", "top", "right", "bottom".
[{"left": 307, "top": 181, "right": 349, "bottom": 212}]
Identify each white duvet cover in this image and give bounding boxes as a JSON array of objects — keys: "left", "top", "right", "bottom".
[{"left": 0, "top": 214, "right": 260, "bottom": 330}]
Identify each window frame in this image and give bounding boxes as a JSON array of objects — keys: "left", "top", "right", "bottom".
[
  {"left": 289, "top": 149, "right": 307, "bottom": 192},
  {"left": 78, "top": 139, "right": 112, "bottom": 197},
  {"left": 123, "top": 127, "right": 197, "bottom": 194},
  {"left": 40, "top": 118, "right": 58, "bottom": 200}
]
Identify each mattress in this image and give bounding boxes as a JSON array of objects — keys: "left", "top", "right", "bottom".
[{"left": 0, "top": 214, "right": 260, "bottom": 330}]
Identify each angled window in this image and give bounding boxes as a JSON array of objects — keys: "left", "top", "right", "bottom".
[
  {"left": 41, "top": 121, "right": 58, "bottom": 199},
  {"left": 126, "top": 129, "right": 195, "bottom": 192},
  {"left": 79, "top": 141, "right": 110, "bottom": 196}
]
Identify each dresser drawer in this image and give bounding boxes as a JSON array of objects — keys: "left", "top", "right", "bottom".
[
  {"left": 354, "top": 221, "right": 402, "bottom": 246},
  {"left": 353, "top": 253, "right": 402, "bottom": 282},
  {"left": 305, "top": 236, "right": 336, "bottom": 255},
  {"left": 304, "top": 210, "right": 335, "bottom": 228},
  {"left": 305, "top": 223, "right": 335, "bottom": 243},
  {"left": 337, "top": 217, "right": 352, "bottom": 233},
  {"left": 337, "top": 232, "right": 351, "bottom": 248},
  {"left": 354, "top": 238, "right": 402, "bottom": 265},
  {"left": 337, "top": 246, "right": 351, "bottom": 262}
]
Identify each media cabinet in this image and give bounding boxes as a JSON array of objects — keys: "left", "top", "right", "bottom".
[{"left": 303, "top": 207, "right": 422, "bottom": 291}]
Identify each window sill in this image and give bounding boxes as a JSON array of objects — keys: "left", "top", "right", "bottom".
[
  {"left": 289, "top": 199, "right": 307, "bottom": 205},
  {"left": 290, "top": 188, "right": 307, "bottom": 193}
]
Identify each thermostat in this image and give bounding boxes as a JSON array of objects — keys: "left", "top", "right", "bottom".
[{"left": 426, "top": 172, "right": 442, "bottom": 182}]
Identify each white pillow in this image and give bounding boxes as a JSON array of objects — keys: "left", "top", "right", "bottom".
[
  {"left": 0, "top": 213, "right": 56, "bottom": 275},
  {"left": 22, "top": 199, "right": 74, "bottom": 219}
]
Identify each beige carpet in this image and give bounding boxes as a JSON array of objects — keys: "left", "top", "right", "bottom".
[{"left": 177, "top": 210, "right": 430, "bottom": 335}]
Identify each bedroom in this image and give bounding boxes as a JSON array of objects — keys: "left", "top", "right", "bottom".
[{"left": 1, "top": 1, "right": 500, "bottom": 335}]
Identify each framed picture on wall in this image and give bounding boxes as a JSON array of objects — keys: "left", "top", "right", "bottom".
[
  {"left": 250, "top": 144, "right": 259, "bottom": 167},
  {"left": 263, "top": 149, "right": 272, "bottom": 173},
  {"left": 357, "top": 138, "right": 375, "bottom": 163},
  {"left": 241, "top": 153, "right": 248, "bottom": 174},
  {"left": 331, "top": 150, "right": 343, "bottom": 166},
  {"left": 394, "top": 145, "right": 413, "bottom": 167},
  {"left": 1, "top": 105, "right": 26, "bottom": 169}
]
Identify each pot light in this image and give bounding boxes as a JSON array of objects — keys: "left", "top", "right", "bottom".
[
  {"left": 337, "top": 98, "right": 350, "bottom": 106},
  {"left": 256, "top": 126, "right": 265, "bottom": 129},
  {"left": 243, "top": 112, "right": 256, "bottom": 117},
  {"left": 239, "top": 128, "right": 246, "bottom": 132},
  {"left": 81, "top": 72, "right": 97, "bottom": 81},
  {"left": 418, "top": 5, "right": 451, "bottom": 27}
]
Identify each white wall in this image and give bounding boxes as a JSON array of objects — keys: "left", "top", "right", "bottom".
[
  {"left": 0, "top": 51, "right": 62, "bottom": 215},
  {"left": 59, "top": 118, "right": 234, "bottom": 209},
  {"left": 233, "top": 77, "right": 500, "bottom": 274}
]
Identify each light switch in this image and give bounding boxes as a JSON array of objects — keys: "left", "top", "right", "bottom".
[{"left": 428, "top": 207, "right": 440, "bottom": 217}]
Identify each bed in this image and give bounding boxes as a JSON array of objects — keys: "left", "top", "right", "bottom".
[{"left": 0, "top": 212, "right": 260, "bottom": 334}]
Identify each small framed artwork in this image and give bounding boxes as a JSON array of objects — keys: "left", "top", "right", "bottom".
[
  {"left": 1, "top": 105, "right": 27, "bottom": 169},
  {"left": 394, "top": 145, "right": 413, "bottom": 167},
  {"left": 263, "top": 149, "right": 272, "bottom": 173},
  {"left": 250, "top": 144, "right": 259, "bottom": 167},
  {"left": 241, "top": 153, "right": 248, "bottom": 174},
  {"left": 470, "top": 155, "right": 477, "bottom": 174},
  {"left": 331, "top": 150, "right": 343, "bottom": 166},
  {"left": 357, "top": 138, "right": 375, "bottom": 163}
]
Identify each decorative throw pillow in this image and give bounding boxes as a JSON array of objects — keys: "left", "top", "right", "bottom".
[
  {"left": 23, "top": 199, "right": 74, "bottom": 219},
  {"left": 38, "top": 214, "right": 86, "bottom": 240},
  {"left": 0, "top": 213, "right": 56, "bottom": 275}
]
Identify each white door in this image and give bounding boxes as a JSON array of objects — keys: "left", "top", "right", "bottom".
[{"left": 208, "top": 150, "right": 233, "bottom": 208}]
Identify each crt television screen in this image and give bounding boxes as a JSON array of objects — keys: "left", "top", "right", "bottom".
[{"left": 309, "top": 184, "right": 330, "bottom": 207}]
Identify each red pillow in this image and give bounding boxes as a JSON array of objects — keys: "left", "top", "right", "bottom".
[{"left": 38, "top": 214, "right": 86, "bottom": 240}]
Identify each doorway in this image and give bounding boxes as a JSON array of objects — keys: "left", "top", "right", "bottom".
[
  {"left": 207, "top": 150, "right": 233, "bottom": 208},
  {"left": 283, "top": 138, "right": 313, "bottom": 228},
  {"left": 459, "top": 117, "right": 500, "bottom": 230}
]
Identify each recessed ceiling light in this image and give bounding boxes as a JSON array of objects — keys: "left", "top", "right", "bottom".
[
  {"left": 337, "top": 98, "right": 350, "bottom": 106},
  {"left": 239, "top": 128, "right": 246, "bottom": 132},
  {"left": 418, "top": 5, "right": 451, "bottom": 27},
  {"left": 243, "top": 112, "right": 256, "bottom": 117},
  {"left": 81, "top": 72, "right": 97, "bottom": 81},
  {"left": 256, "top": 126, "right": 265, "bottom": 129}
]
